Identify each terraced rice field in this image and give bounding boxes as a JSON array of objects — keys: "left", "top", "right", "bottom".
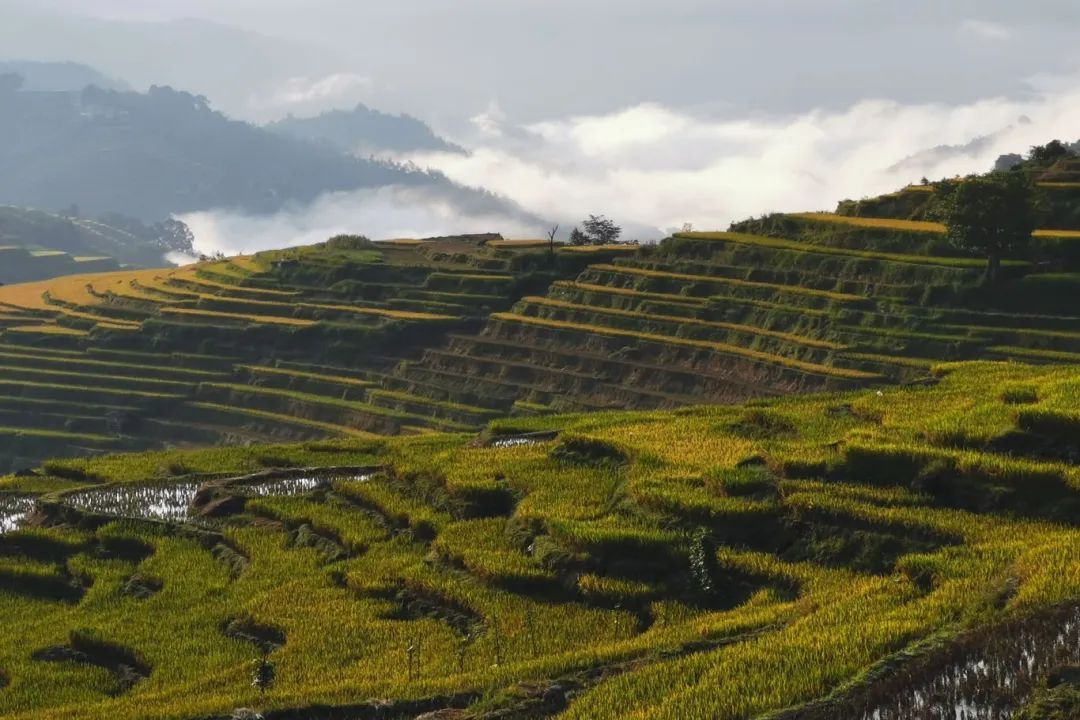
[
  {"left": 2, "top": 210, "right": 1079, "bottom": 477},
  {"left": 387, "top": 223, "right": 1080, "bottom": 417},
  {"left": 0, "top": 237, "right": 626, "bottom": 471},
  {"left": 793, "top": 212, "right": 1080, "bottom": 241},
  {"left": 792, "top": 212, "right": 948, "bottom": 235},
  {"left": 0, "top": 362, "right": 1074, "bottom": 718}
]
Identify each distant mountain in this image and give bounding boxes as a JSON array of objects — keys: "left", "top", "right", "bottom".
[
  {"left": 268, "top": 103, "right": 466, "bottom": 156},
  {"left": 883, "top": 118, "right": 1080, "bottom": 178},
  {"left": 0, "top": 82, "right": 513, "bottom": 223},
  {"left": 0, "top": 9, "right": 346, "bottom": 123},
  {"left": 886, "top": 126, "right": 1019, "bottom": 177},
  {"left": 0, "top": 60, "right": 126, "bottom": 92}
]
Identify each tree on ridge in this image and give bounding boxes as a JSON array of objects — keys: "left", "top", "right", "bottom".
[{"left": 939, "top": 172, "right": 1035, "bottom": 282}]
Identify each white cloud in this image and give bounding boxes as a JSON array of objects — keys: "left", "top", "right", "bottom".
[
  {"left": 960, "top": 19, "right": 1013, "bottom": 41},
  {"left": 184, "top": 73, "right": 1080, "bottom": 256},
  {"left": 165, "top": 250, "right": 200, "bottom": 266},
  {"left": 179, "top": 185, "right": 543, "bottom": 257},
  {"left": 402, "top": 78, "right": 1080, "bottom": 237},
  {"left": 471, "top": 100, "right": 510, "bottom": 138}
]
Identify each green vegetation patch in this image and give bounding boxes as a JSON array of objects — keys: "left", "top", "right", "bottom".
[{"left": 0, "top": 362, "right": 1071, "bottom": 718}]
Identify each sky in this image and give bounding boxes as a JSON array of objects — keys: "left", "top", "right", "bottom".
[
  {"left": 10, "top": 0, "right": 1080, "bottom": 126},
  {"left": 3, "top": 0, "right": 1080, "bottom": 252}
]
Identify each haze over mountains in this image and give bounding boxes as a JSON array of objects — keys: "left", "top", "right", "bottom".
[
  {"left": 0, "top": 66, "right": 540, "bottom": 268},
  {"left": 269, "top": 105, "right": 466, "bottom": 157},
  {"left": 5, "top": 1, "right": 1080, "bottom": 261},
  {"left": 9, "top": 1, "right": 1080, "bottom": 124},
  {"left": 0, "top": 81, "right": 488, "bottom": 222},
  {"left": 0, "top": 59, "right": 127, "bottom": 92}
]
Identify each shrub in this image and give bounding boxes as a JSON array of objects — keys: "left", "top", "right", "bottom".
[{"left": 325, "top": 234, "right": 377, "bottom": 251}]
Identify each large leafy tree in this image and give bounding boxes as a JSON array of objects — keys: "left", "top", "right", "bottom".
[
  {"left": 939, "top": 172, "right": 1035, "bottom": 281},
  {"left": 1028, "top": 139, "right": 1075, "bottom": 167},
  {"left": 573, "top": 215, "right": 622, "bottom": 245}
]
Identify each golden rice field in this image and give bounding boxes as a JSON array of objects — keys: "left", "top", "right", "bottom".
[
  {"left": 1035, "top": 228, "right": 1080, "bottom": 238},
  {"left": 184, "top": 276, "right": 300, "bottom": 298},
  {"left": 560, "top": 244, "right": 639, "bottom": 254},
  {"left": 0, "top": 203, "right": 1078, "bottom": 502},
  {"left": 158, "top": 307, "right": 318, "bottom": 327},
  {"left": 1037, "top": 182, "right": 1080, "bottom": 189},
  {"left": 490, "top": 311, "right": 880, "bottom": 380},
  {"left": 0, "top": 361, "right": 1073, "bottom": 719},
  {"left": 0, "top": 237, "right": 620, "bottom": 472},
  {"left": 791, "top": 212, "right": 948, "bottom": 234},
  {"left": 587, "top": 262, "right": 866, "bottom": 301},
  {"left": 792, "top": 212, "right": 1080, "bottom": 240},
  {"left": 228, "top": 256, "right": 272, "bottom": 274},
  {"left": 522, "top": 295, "right": 846, "bottom": 350},
  {"left": 486, "top": 239, "right": 551, "bottom": 248},
  {"left": 296, "top": 302, "right": 457, "bottom": 321},
  {"left": 0, "top": 182, "right": 1076, "bottom": 718},
  {"left": 4, "top": 324, "right": 88, "bottom": 337}
]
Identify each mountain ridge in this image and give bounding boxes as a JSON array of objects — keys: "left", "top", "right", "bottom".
[{"left": 268, "top": 102, "right": 466, "bottom": 157}]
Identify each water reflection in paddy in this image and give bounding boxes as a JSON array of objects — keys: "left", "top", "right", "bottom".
[
  {"left": 0, "top": 496, "right": 36, "bottom": 533},
  {"left": 65, "top": 482, "right": 201, "bottom": 522},
  {"left": 863, "top": 606, "right": 1080, "bottom": 720},
  {"left": 489, "top": 432, "right": 558, "bottom": 449},
  {"left": 61, "top": 472, "right": 373, "bottom": 523}
]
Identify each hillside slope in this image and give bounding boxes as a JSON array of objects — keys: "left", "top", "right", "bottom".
[
  {"left": 0, "top": 236, "right": 626, "bottom": 471},
  {"left": 834, "top": 156, "right": 1080, "bottom": 232},
  {"left": 0, "top": 361, "right": 1074, "bottom": 718},
  {"left": 386, "top": 222, "right": 1080, "bottom": 415},
  {"left": 2, "top": 203, "right": 1078, "bottom": 470}
]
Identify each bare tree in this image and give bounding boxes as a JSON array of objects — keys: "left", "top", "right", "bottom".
[{"left": 547, "top": 224, "right": 559, "bottom": 256}]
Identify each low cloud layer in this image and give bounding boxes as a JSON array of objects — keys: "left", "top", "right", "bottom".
[
  {"left": 180, "top": 72, "right": 1080, "bottom": 255},
  {"left": 403, "top": 75, "right": 1080, "bottom": 236},
  {"left": 180, "top": 185, "right": 545, "bottom": 257}
]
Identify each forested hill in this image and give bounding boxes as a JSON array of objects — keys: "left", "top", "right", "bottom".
[
  {"left": 267, "top": 103, "right": 465, "bottom": 156},
  {"left": 0, "top": 60, "right": 126, "bottom": 92},
  {"left": 0, "top": 81, "right": 509, "bottom": 222}
]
